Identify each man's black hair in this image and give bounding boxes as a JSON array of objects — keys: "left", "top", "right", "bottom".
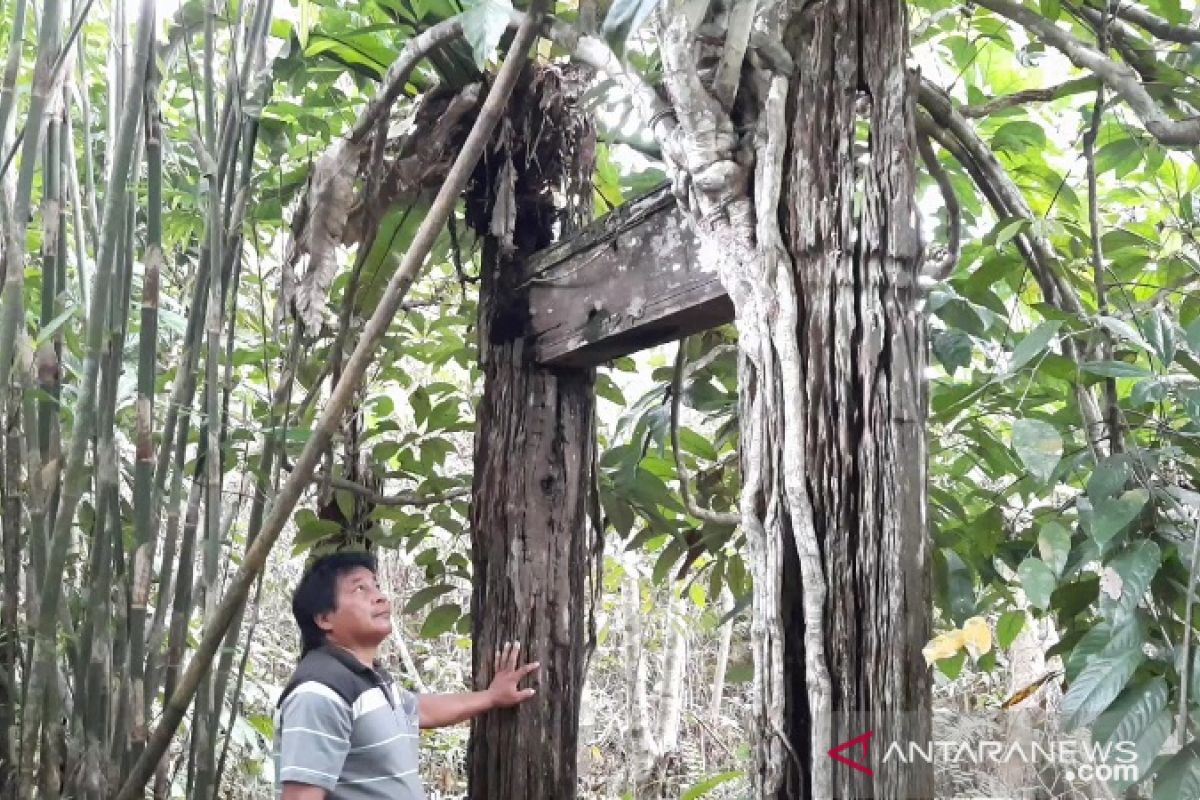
[{"left": 292, "top": 550, "right": 378, "bottom": 657}]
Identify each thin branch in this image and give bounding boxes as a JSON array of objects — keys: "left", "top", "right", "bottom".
[
  {"left": 112, "top": 7, "right": 546, "bottom": 795},
  {"left": 916, "top": 131, "right": 961, "bottom": 283},
  {"left": 973, "top": 0, "right": 1200, "bottom": 147},
  {"left": 959, "top": 76, "right": 1099, "bottom": 118},
  {"left": 348, "top": 16, "right": 464, "bottom": 144},
  {"left": 310, "top": 469, "right": 471, "bottom": 508},
  {"left": 1106, "top": 2, "right": 1200, "bottom": 44},
  {"left": 670, "top": 339, "right": 739, "bottom": 527}
]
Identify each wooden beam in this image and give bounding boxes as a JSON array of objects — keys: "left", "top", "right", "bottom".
[{"left": 526, "top": 185, "right": 733, "bottom": 367}]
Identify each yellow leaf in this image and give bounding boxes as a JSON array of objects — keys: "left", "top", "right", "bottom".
[
  {"left": 962, "top": 617, "right": 992, "bottom": 659},
  {"left": 922, "top": 629, "right": 965, "bottom": 665}
]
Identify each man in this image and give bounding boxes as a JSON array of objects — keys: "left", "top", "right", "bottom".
[{"left": 273, "top": 551, "right": 539, "bottom": 799}]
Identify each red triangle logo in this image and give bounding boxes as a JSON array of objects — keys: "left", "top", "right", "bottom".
[{"left": 828, "top": 730, "right": 874, "bottom": 776}]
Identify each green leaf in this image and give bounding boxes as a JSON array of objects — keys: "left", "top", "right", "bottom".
[
  {"left": 1011, "top": 419, "right": 1062, "bottom": 484},
  {"left": 601, "top": 0, "right": 661, "bottom": 56},
  {"left": 1039, "top": 0, "right": 1061, "bottom": 20},
  {"left": 246, "top": 713, "right": 275, "bottom": 740},
  {"left": 993, "top": 217, "right": 1030, "bottom": 249},
  {"left": 1062, "top": 617, "right": 1145, "bottom": 730},
  {"left": 1065, "top": 622, "right": 1112, "bottom": 682},
  {"left": 461, "top": 0, "right": 513, "bottom": 69},
  {"left": 1018, "top": 557, "right": 1056, "bottom": 610},
  {"left": 420, "top": 603, "right": 461, "bottom": 638},
  {"left": 403, "top": 584, "right": 455, "bottom": 613},
  {"left": 1093, "top": 678, "right": 1171, "bottom": 792},
  {"left": 678, "top": 428, "right": 718, "bottom": 461},
  {"left": 33, "top": 305, "right": 77, "bottom": 345},
  {"left": 937, "top": 650, "right": 967, "bottom": 680},
  {"left": 1099, "top": 316, "right": 1152, "bottom": 353},
  {"left": 1186, "top": 317, "right": 1200, "bottom": 354},
  {"left": 1086, "top": 488, "right": 1149, "bottom": 547},
  {"left": 1095, "top": 138, "right": 1142, "bottom": 177},
  {"left": 1082, "top": 360, "right": 1154, "bottom": 379},
  {"left": 681, "top": 771, "right": 744, "bottom": 800},
  {"left": 1088, "top": 456, "right": 1130, "bottom": 503},
  {"left": 1144, "top": 308, "right": 1177, "bottom": 366},
  {"left": 1009, "top": 320, "right": 1062, "bottom": 372},
  {"left": 997, "top": 610, "right": 1026, "bottom": 649},
  {"left": 1105, "top": 540, "right": 1161, "bottom": 616},
  {"left": 1153, "top": 745, "right": 1200, "bottom": 800},
  {"left": 932, "top": 329, "right": 973, "bottom": 376},
  {"left": 1038, "top": 522, "right": 1071, "bottom": 577}
]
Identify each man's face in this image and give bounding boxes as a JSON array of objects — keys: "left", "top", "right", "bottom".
[{"left": 317, "top": 566, "right": 393, "bottom": 647}]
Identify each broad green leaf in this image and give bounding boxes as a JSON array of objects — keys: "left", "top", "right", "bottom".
[
  {"left": 420, "top": 603, "right": 461, "bottom": 638},
  {"left": 678, "top": 428, "right": 718, "bottom": 461},
  {"left": 1082, "top": 360, "right": 1154, "bottom": 379},
  {"left": 1093, "top": 678, "right": 1170, "bottom": 792},
  {"left": 1104, "top": 540, "right": 1161, "bottom": 618},
  {"left": 1153, "top": 745, "right": 1200, "bottom": 800},
  {"left": 1038, "top": 522, "right": 1071, "bottom": 576},
  {"left": 997, "top": 610, "right": 1026, "bottom": 649},
  {"left": 1131, "top": 378, "right": 1168, "bottom": 407},
  {"left": 1086, "top": 489, "right": 1149, "bottom": 547},
  {"left": 1062, "top": 617, "right": 1145, "bottom": 730},
  {"left": 403, "top": 583, "right": 455, "bottom": 613},
  {"left": 1065, "top": 622, "right": 1112, "bottom": 683},
  {"left": 1009, "top": 320, "right": 1062, "bottom": 372},
  {"left": 1099, "top": 316, "right": 1152, "bottom": 353},
  {"left": 1018, "top": 557, "right": 1056, "bottom": 610},
  {"left": 1011, "top": 419, "right": 1062, "bottom": 484},
  {"left": 932, "top": 329, "right": 973, "bottom": 376},
  {"left": 1039, "top": 0, "right": 1061, "bottom": 20},
  {"left": 936, "top": 650, "right": 967, "bottom": 680},
  {"left": 1144, "top": 308, "right": 1177, "bottom": 366},
  {"left": 1088, "top": 456, "right": 1130, "bottom": 503},
  {"left": 462, "top": 0, "right": 514, "bottom": 68},
  {"left": 681, "top": 771, "right": 743, "bottom": 800}
]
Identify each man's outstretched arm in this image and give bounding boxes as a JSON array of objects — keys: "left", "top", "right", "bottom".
[{"left": 417, "top": 641, "right": 540, "bottom": 729}]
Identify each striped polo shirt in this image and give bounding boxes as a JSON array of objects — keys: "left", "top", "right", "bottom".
[{"left": 273, "top": 645, "right": 424, "bottom": 799}]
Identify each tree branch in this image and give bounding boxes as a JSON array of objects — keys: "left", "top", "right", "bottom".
[
  {"left": 112, "top": 6, "right": 546, "bottom": 797},
  {"left": 1107, "top": 2, "right": 1200, "bottom": 44},
  {"left": 670, "top": 339, "right": 739, "bottom": 527},
  {"left": 348, "top": 17, "right": 465, "bottom": 144},
  {"left": 314, "top": 470, "right": 470, "bottom": 507},
  {"left": 973, "top": 0, "right": 1200, "bottom": 147},
  {"left": 916, "top": 131, "right": 961, "bottom": 284},
  {"left": 959, "top": 76, "right": 1099, "bottom": 118}
]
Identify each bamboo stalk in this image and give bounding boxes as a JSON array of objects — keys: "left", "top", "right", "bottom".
[
  {"left": 0, "top": 0, "right": 61, "bottom": 425},
  {"left": 16, "top": 1, "right": 153, "bottom": 790},
  {"left": 128, "top": 41, "right": 162, "bottom": 772},
  {"left": 113, "top": 9, "right": 546, "bottom": 796}
]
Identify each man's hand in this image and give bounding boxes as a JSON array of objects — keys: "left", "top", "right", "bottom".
[{"left": 487, "top": 641, "right": 540, "bottom": 708}]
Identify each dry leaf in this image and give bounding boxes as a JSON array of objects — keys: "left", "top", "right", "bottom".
[
  {"left": 962, "top": 616, "right": 992, "bottom": 659},
  {"left": 922, "top": 629, "right": 965, "bottom": 665}
]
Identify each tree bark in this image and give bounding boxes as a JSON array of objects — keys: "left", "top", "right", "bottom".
[
  {"left": 644, "top": 2, "right": 930, "bottom": 796},
  {"left": 466, "top": 65, "right": 596, "bottom": 799},
  {"left": 788, "top": 3, "right": 931, "bottom": 798}
]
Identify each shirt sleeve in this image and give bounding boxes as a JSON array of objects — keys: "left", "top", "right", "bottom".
[{"left": 278, "top": 682, "right": 353, "bottom": 790}]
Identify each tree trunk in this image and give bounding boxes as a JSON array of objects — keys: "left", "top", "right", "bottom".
[
  {"left": 466, "top": 65, "right": 595, "bottom": 800},
  {"left": 652, "top": 2, "right": 930, "bottom": 796}
]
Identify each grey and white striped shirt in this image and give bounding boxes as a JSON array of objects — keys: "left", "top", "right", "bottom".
[{"left": 273, "top": 646, "right": 424, "bottom": 799}]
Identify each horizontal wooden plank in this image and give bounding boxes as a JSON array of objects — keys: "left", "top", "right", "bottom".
[{"left": 527, "top": 185, "right": 734, "bottom": 367}]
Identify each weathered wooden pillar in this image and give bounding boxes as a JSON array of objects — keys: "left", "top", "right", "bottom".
[{"left": 466, "top": 66, "right": 595, "bottom": 799}]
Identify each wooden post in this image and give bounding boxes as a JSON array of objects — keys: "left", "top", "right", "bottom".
[{"left": 467, "top": 66, "right": 595, "bottom": 798}]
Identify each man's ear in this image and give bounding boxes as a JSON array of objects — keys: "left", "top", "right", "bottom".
[{"left": 315, "top": 611, "right": 334, "bottom": 634}]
